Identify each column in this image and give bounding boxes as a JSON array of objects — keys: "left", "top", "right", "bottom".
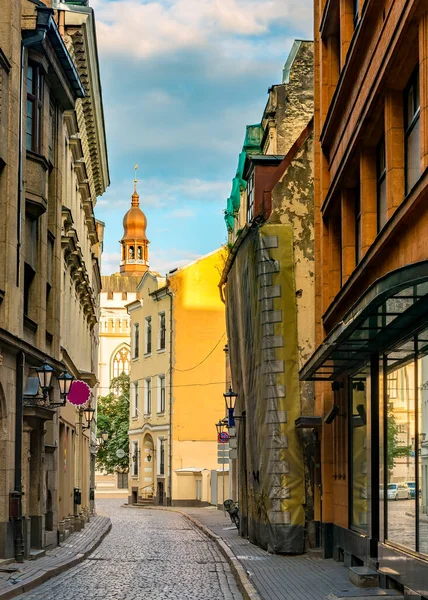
[
  {"left": 419, "top": 12, "right": 428, "bottom": 172},
  {"left": 328, "top": 210, "right": 341, "bottom": 304},
  {"left": 384, "top": 90, "right": 405, "bottom": 219},
  {"left": 339, "top": 0, "right": 354, "bottom": 68},
  {"left": 341, "top": 189, "right": 356, "bottom": 284},
  {"left": 360, "top": 148, "right": 377, "bottom": 255}
]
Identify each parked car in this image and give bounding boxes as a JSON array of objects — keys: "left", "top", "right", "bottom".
[
  {"left": 387, "top": 482, "right": 411, "bottom": 500},
  {"left": 406, "top": 481, "right": 416, "bottom": 499}
]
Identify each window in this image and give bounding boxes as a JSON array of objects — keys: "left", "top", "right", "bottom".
[
  {"left": 129, "top": 246, "right": 134, "bottom": 259},
  {"left": 160, "top": 439, "right": 165, "bottom": 476},
  {"left": 159, "top": 312, "right": 166, "bottom": 351},
  {"left": 137, "top": 246, "right": 142, "bottom": 260},
  {"left": 377, "top": 138, "right": 387, "bottom": 232},
  {"left": 131, "top": 441, "right": 139, "bottom": 476},
  {"left": 353, "top": 0, "right": 359, "bottom": 28},
  {"left": 355, "top": 187, "right": 361, "bottom": 265},
  {"left": 132, "top": 381, "right": 139, "bottom": 418},
  {"left": 117, "top": 472, "right": 128, "bottom": 489},
  {"left": 122, "top": 292, "right": 128, "bottom": 301},
  {"left": 26, "top": 63, "right": 43, "bottom": 153},
  {"left": 246, "top": 171, "right": 255, "bottom": 223},
  {"left": 158, "top": 375, "right": 166, "bottom": 413},
  {"left": 144, "top": 378, "right": 152, "bottom": 415},
  {"left": 107, "top": 291, "right": 113, "bottom": 300},
  {"left": 112, "top": 346, "right": 130, "bottom": 378},
  {"left": 24, "top": 263, "right": 35, "bottom": 317},
  {"left": 48, "top": 102, "right": 56, "bottom": 165},
  {"left": 404, "top": 68, "right": 420, "bottom": 194},
  {"left": 132, "top": 323, "right": 140, "bottom": 359},
  {"left": 145, "top": 317, "right": 152, "bottom": 354},
  {"left": 351, "top": 372, "right": 368, "bottom": 532}
]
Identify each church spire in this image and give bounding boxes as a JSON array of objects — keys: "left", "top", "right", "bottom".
[{"left": 119, "top": 166, "right": 149, "bottom": 276}]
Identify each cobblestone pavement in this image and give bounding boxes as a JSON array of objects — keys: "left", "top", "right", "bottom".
[
  {"left": 14, "top": 500, "right": 243, "bottom": 600},
  {"left": 387, "top": 499, "right": 428, "bottom": 554}
]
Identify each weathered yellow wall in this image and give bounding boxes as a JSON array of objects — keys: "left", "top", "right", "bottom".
[{"left": 169, "top": 250, "right": 226, "bottom": 480}]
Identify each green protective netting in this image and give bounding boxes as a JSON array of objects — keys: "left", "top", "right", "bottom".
[{"left": 226, "top": 224, "right": 306, "bottom": 553}]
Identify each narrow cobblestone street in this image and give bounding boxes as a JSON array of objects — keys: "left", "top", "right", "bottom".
[{"left": 14, "top": 500, "right": 243, "bottom": 600}]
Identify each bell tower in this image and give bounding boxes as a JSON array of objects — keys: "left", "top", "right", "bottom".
[{"left": 120, "top": 166, "right": 149, "bottom": 276}]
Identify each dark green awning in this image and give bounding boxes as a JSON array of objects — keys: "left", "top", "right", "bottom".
[{"left": 300, "top": 261, "right": 428, "bottom": 381}]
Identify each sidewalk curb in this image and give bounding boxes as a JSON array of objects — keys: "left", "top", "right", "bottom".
[
  {"left": 124, "top": 505, "right": 261, "bottom": 600},
  {"left": 0, "top": 518, "right": 112, "bottom": 600}
]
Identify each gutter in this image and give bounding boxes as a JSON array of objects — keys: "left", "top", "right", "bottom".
[{"left": 166, "top": 285, "right": 174, "bottom": 506}]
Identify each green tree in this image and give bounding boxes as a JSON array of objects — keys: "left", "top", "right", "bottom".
[
  {"left": 387, "top": 402, "right": 412, "bottom": 476},
  {"left": 96, "top": 373, "right": 130, "bottom": 474}
]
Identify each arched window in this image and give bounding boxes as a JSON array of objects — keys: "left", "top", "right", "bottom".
[
  {"left": 112, "top": 346, "right": 131, "bottom": 378},
  {"left": 129, "top": 246, "right": 134, "bottom": 259},
  {"left": 137, "top": 246, "right": 142, "bottom": 259}
]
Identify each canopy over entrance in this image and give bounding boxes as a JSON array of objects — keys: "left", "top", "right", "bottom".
[{"left": 300, "top": 261, "right": 428, "bottom": 381}]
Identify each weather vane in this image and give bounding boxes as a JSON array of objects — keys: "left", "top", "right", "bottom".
[{"left": 134, "top": 164, "right": 138, "bottom": 193}]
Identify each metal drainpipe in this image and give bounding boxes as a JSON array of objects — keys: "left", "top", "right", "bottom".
[
  {"left": 14, "top": 351, "right": 25, "bottom": 562},
  {"left": 166, "top": 286, "right": 173, "bottom": 506},
  {"left": 17, "top": 27, "right": 48, "bottom": 286}
]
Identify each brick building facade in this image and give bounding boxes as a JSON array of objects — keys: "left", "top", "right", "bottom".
[{"left": 301, "top": 0, "right": 428, "bottom": 594}]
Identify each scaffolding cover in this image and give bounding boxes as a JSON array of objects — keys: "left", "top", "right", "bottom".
[{"left": 226, "top": 224, "right": 305, "bottom": 553}]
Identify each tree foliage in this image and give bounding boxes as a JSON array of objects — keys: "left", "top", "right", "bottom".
[
  {"left": 96, "top": 373, "right": 130, "bottom": 474},
  {"left": 387, "top": 402, "right": 412, "bottom": 475}
]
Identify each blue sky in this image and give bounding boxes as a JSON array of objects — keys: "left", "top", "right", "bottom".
[{"left": 92, "top": 0, "right": 313, "bottom": 275}]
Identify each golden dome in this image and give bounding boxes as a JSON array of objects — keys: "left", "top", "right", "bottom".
[{"left": 121, "top": 191, "right": 148, "bottom": 241}]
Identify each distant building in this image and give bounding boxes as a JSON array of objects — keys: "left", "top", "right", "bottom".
[
  {"left": 221, "top": 40, "right": 314, "bottom": 553},
  {"left": 96, "top": 184, "right": 148, "bottom": 497},
  {"left": 127, "top": 250, "right": 226, "bottom": 506}
]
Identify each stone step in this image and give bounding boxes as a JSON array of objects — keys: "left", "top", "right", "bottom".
[
  {"left": 29, "top": 548, "right": 46, "bottom": 560},
  {"left": 349, "top": 566, "right": 380, "bottom": 588}
]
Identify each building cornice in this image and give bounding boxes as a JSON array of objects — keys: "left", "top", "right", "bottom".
[{"left": 128, "top": 423, "right": 170, "bottom": 435}]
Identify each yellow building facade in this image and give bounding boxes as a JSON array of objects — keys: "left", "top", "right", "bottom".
[{"left": 128, "top": 250, "right": 226, "bottom": 506}]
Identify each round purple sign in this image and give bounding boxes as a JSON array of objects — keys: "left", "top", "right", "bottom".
[{"left": 67, "top": 380, "right": 91, "bottom": 406}]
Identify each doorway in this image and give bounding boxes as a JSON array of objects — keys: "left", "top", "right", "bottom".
[{"left": 157, "top": 481, "right": 164, "bottom": 505}]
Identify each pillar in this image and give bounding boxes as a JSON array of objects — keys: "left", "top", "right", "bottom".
[
  {"left": 339, "top": 0, "right": 354, "bottom": 68},
  {"left": 384, "top": 90, "right": 405, "bottom": 219},
  {"left": 419, "top": 12, "right": 428, "bottom": 172},
  {"left": 341, "top": 189, "right": 356, "bottom": 283},
  {"left": 360, "top": 148, "right": 377, "bottom": 255}
]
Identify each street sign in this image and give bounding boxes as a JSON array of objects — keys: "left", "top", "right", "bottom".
[
  {"left": 229, "top": 449, "right": 237, "bottom": 459},
  {"left": 116, "top": 449, "right": 125, "bottom": 459},
  {"left": 218, "top": 432, "right": 230, "bottom": 444},
  {"left": 218, "top": 458, "right": 228, "bottom": 465},
  {"left": 229, "top": 437, "right": 237, "bottom": 449},
  {"left": 218, "top": 441, "right": 229, "bottom": 465}
]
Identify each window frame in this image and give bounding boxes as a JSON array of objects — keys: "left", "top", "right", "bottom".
[
  {"left": 131, "top": 441, "right": 139, "bottom": 477},
  {"left": 404, "top": 67, "right": 421, "bottom": 195},
  {"left": 132, "top": 381, "right": 139, "bottom": 418},
  {"left": 377, "top": 137, "right": 387, "bottom": 233},
  {"left": 158, "top": 375, "right": 166, "bottom": 413},
  {"left": 158, "top": 312, "right": 166, "bottom": 351},
  {"left": 26, "top": 62, "right": 43, "bottom": 153},
  {"left": 144, "top": 377, "right": 152, "bottom": 415},
  {"left": 145, "top": 316, "right": 152, "bottom": 355},
  {"left": 132, "top": 323, "right": 140, "bottom": 359}
]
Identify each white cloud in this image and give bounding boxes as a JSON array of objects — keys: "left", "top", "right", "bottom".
[
  {"left": 92, "top": 0, "right": 312, "bottom": 59},
  {"left": 167, "top": 208, "right": 196, "bottom": 218},
  {"left": 100, "top": 252, "right": 121, "bottom": 275}
]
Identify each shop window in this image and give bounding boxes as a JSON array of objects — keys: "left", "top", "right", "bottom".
[
  {"left": 377, "top": 138, "right": 387, "bottom": 232},
  {"left": 26, "top": 62, "right": 43, "bottom": 153},
  {"left": 350, "top": 370, "right": 368, "bottom": 531},
  {"left": 404, "top": 68, "right": 420, "bottom": 194}
]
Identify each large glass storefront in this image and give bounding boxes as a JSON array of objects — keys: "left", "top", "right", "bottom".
[{"left": 384, "top": 332, "right": 428, "bottom": 555}]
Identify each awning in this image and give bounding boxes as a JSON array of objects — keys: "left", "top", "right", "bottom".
[{"left": 300, "top": 261, "right": 428, "bottom": 381}]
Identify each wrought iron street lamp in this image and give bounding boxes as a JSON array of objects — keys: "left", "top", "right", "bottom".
[
  {"left": 101, "top": 430, "right": 109, "bottom": 442},
  {"left": 82, "top": 407, "right": 95, "bottom": 430},
  {"left": 216, "top": 420, "right": 225, "bottom": 435},
  {"left": 35, "top": 360, "right": 74, "bottom": 408},
  {"left": 224, "top": 387, "right": 240, "bottom": 427}
]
